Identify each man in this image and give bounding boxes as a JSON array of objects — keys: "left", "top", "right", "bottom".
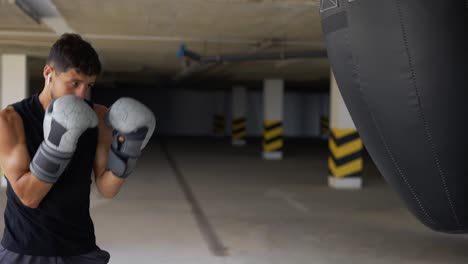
[{"left": 0, "top": 34, "right": 155, "bottom": 263}]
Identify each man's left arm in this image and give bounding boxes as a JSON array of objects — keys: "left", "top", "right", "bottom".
[
  {"left": 93, "top": 100, "right": 156, "bottom": 199},
  {"left": 93, "top": 104, "right": 124, "bottom": 199}
]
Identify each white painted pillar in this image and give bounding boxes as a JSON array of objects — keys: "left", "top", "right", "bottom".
[
  {"left": 212, "top": 90, "right": 226, "bottom": 136},
  {"left": 1, "top": 55, "right": 28, "bottom": 109},
  {"left": 231, "top": 86, "right": 247, "bottom": 146},
  {"left": 328, "top": 70, "right": 363, "bottom": 189},
  {"left": 262, "top": 79, "right": 284, "bottom": 160},
  {"left": 1, "top": 54, "right": 29, "bottom": 187}
]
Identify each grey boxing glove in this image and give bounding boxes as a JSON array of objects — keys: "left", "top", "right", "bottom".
[
  {"left": 105, "top": 98, "right": 156, "bottom": 178},
  {"left": 30, "top": 95, "right": 98, "bottom": 183}
]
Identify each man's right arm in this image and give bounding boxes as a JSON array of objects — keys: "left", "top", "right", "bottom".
[{"left": 0, "top": 107, "right": 52, "bottom": 208}]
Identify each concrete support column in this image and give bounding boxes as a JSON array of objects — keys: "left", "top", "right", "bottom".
[
  {"left": 328, "top": 71, "right": 363, "bottom": 189},
  {"left": 212, "top": 90, "right": 226, "bottom": 137},
  {"left": 1, "top": 54, "right": 29, "bottom": 187},
  {"left": 262, "top": 79, "right": 284, "bottom": 160},
  {"left": 231, "top": 86, "right": 247, "bottom": 146}
]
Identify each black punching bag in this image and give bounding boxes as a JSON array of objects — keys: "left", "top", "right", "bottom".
[{"left": 320, "top": 0, "right": 468, "bottom": 233}]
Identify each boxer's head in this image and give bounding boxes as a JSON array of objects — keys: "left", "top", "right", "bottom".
[{"left": 43, "top": 33, "right": 101, "bottom": 100}]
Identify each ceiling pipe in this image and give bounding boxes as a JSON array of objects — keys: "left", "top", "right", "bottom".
[
  {"left": 173, "top": 63, "right": 212, "bottom": 81},
  {"left": 200, "top": 50, "right": 328, "bottom": 63},
  {"left": 177, "top": 44, "right": 327, "bottom": 64},
  {"left": 177, "top": 45, "right": 202, "bottom": 62},
  {"left": 174, "top": 44, "right": 327, "bottom": 81}
]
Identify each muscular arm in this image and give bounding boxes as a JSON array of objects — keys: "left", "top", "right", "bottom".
[
  {"left": 0, "top": 107, "right": 52, "bottom": 208},
  {"left": 93, "top": 104, "right": 124, "bottom": 199}
]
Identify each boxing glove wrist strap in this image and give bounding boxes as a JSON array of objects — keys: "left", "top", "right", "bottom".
[
  {"left": 107, "top": 147, "right": 138, "bottom": 178},
  {"left": 30, "top": 141, "right": 73, "bottom": 184}
]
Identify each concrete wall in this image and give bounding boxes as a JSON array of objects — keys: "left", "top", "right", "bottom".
[{"left": 93, "top": 86, "right": 329, "bottom": 137}]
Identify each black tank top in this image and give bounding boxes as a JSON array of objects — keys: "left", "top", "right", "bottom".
[{"left": 1, "top": 92, "right": 99, "bottom": 256}]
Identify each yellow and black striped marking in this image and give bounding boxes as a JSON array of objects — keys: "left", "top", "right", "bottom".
[
  {"left": 321, "top": 116, "right": 329, "bottom": 136},
  {"left": 232, "top": 116, "right": 247, "bottom": 140},
  {"left": 263, "top": 120, "right": 283, "bottom": 152},
  {"left": 328, "top": 128, "right": 363, "bottom": 178},
  {"left": 213, "top": 114, "right": 225, "bottom": 135}
]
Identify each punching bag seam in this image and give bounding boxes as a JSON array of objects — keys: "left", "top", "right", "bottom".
[
  {"left": 343, "top": 0, "right": 435, "bottom": 226},
  {"left": 395, "top": 0, "right": 461, "bottom": 229}
]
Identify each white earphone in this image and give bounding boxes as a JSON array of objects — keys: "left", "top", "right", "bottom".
[{"left": 46, "top": 73, "right": 51, "bottom": 86}]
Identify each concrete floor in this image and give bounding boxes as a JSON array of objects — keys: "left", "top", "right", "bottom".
[{"left": 1, "top": 137, "right": 468, "bottom": 264}]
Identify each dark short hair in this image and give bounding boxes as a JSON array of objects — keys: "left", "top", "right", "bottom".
[{"left": 47, "top": 33, "right": 101, "bottom": 76}]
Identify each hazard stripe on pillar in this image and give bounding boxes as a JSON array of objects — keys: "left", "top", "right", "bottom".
[
  {"left": 232, "top": 116, "right": 247, "bottom": 140},
  {"left": 321, "top": 116, "right": 330, "bottom": 136},
  {"left": 263, "top": 120, "right": 283, "bottom": 152},
  {"left": 328, "top": 128, "right": 363, "bottom": 178},
  {"left": 213, "top": 114, "right": 225, "bottom": 135}
]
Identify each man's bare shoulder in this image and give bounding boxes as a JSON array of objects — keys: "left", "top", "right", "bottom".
[
  {"left": 0, "top": 106, "right": 24, "bottom": 146},
  {"left": 0, "top": 106, "right": 22, "bottom": 129}
]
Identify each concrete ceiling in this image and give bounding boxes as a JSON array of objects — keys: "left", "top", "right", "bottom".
[
  {"left": 0, "top": 0, "right": 329, "bottom": 84},
  {"left": 0, "top": 0, "right": 52, "bottom": 57}
]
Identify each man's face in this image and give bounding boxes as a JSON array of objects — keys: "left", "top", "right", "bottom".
[{"left": 46, "top": 66, "right": 96, "bottom": 100}]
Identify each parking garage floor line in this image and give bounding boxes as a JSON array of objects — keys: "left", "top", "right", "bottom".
[{"left": 160, "top": 139, "right": 229, "bottom": 257}]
